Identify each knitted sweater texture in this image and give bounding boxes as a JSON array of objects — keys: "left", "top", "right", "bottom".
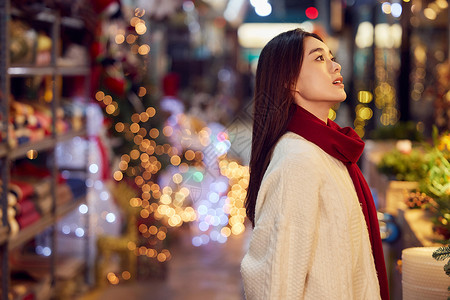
[{"left": 241, "top": 132, "right": 381, "bottom": 299}]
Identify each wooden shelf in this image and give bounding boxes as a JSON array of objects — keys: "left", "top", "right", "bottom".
[
  {"left": 9, "top": 137, "right": 56, "bottom": 160},
  {"left": 3, "top": 4, "right": 90, "bottom": 299},
  {"left": 0, "top": 226, "right": 9, "bottom": 245},
  {"left": 11, "top": 8, "right": 84, "bottom": 29},
  {"left": 8, "top": 196, "right": 86, "bottom": 250},
  {"left": 0, "top": 143, "right": 7, "bottom": 158},
  {"left": 57, "top": 129, "right": 87, "bottom": 143},
  {"left": 56, "top": 66, "right": 90, "bottom": 76},
  {"left": 8, "top": 66, "right": 54, "bottom": 76},
  {"left": 2, "top": 129, "right": 87, "bottom": 160},
  {"left": 8, "top": 66, "right": 89, "bottom": 77}
]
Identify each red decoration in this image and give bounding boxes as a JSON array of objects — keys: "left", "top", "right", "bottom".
[
  {"left": 91, "top": 0, "right": 119, "bottom": 15},
  {"left": 91, "top": 42, "right": 105, "bottom": 61},
  {"left": 305, "top": 7, "right": 319, "bottom": 19},
  {"left": 104, "top": 76, "right": 125, "bottom": 96},
  {"left": 162, "top": 72, "right": 180, "bottom": 97}
]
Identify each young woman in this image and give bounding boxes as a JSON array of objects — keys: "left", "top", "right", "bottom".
[{"left": 241, "top": 29, "right": 389, "bottom": 300}]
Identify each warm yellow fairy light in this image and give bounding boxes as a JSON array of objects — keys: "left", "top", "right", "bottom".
[
  {"left": 138, "top": 87, "right": 147, "bottom": 97},
  {"left": 143, "top": 171, "right": 152, "bottom": 180},
  {"left": 358, "top": 90, "right": 373, "bottom": 103},
  {"left": 135, "top": 8, "right": 145, "bottom": 17},
  {"left": 162, "top": 186, "right": 173, "bottom": 195},
  {"left": 156, "top": 231, "right": 166, "bottom": 240},
  {"left": 184, "top": 150, "right": 195, "bottom": 161},
  {"left": 221, "top": 227, "right": 231, "bottom": 237},
  {"left": 436, "top": 0, "right": 448, "bottom": 9},
  {"left": 142, "top": 199, "right": 150, "bottom": 208},
  {"left": 424, "top": 7, "right": 437, "bottom": 19},
  {"left": 115, "top": 122, "right": 125, "bottom": 132},
  {"left": 146, "top": 107, "right": 156, "bottom": 117},
  {"left": 130, "top": 123, "right": 140, "bottom": 133},
  {"left": 157, "top": 253, "right": 167, "bottom": 262},
  {"left": 149, "top": 128, "right": 159, "bottom": 139},
  {"left": 130, "top": 149, "right": 140, "bottom": 160},
  {"left": 134, "top": 135, "right": 143, "bottom": 145},
  {"left": 131, "top": 113, "right": 140, "bottom": 123},
  {"left": 328, "top": 109, "right": 336, "bottom": 121},
  {"left": 95, "top": 91, "right": 105, "bottom": 101},
  {"left": 122, "top": 271, "right": 131, "bottom": 280},
  {"left": 220, "top": 158, "right": 249, "bottom": 236},
  {"left": 26, "top": 150, "right": 38, "bottom": 160},
  {"left": 162, "top": 126, "right": 173, "bottom": 137},
  {"left": 195, "top": 151, "right": 203, "bottom": 161},
  {"left": 172, "top": 173, "right": 183, "bottom": 184},
  {"left": 138, "top": 44, "right": 150, "bottom": 55},
  {"left": 106, "top": 104, "right": 115, "bottom": 114},
  {"left": 140, "top": 112, "right": 149, "bottom": 122},
  {"left": 140, "top": 209, "right": 150, "bottom": 218},
  {"left": 135, "top": 23, "right": 147, "bottom": 35},
  {"left": 135, "top": 176, "right": 144, "bottom": 186},
  {"left": 149, "top": 226, "right": 158, "bottom": 235},
  {"left": 115, "top": 34, "right": 125, "bottom": 44},
  {"left": 232, "top": 223, "right": 245, "bottom": 235},
  {"left": 359, "top": 107, "right": 373, "bottom": 120},
  {"left": 170, "top": 155, "right": 181, "bottom": 166},
  {"left": 113, "top": 171, "right": 123, "bottom": 181},
  {"left": 154, "top": 146, "right": 163, "bottom": 155},
  {"left": 145, "top": 146, "right": 155, "bottom": 155},
  {"left": 126, "top": 34, "right": 137, "bottom": 44},
  {"left": 103, "top": 95, "right": 112, "bottom": 105},
  {"left": 107, "top": 272, "right": 118, "bottom": 283},
  {"left": 142, "top": 191, "right": 151, "bottom": 200},
  {"left": 140, "top": 153, "right": 149, "bottom": 162},
  {"left": 381, "top": 2, "right": 391, "bottom": 14},
  {"left": 168, "top": 215, "right": 182, "bottom": 227},
  {"left": 179, "top": 187, "right": 190, "bottom": 197},
  {"left": 130, "top": 17, "right": 140, "bottom": 27},
  {"left": 138, "top": 224, "right": 147, "bottom": 233},
  {"left": 127, "top": 242, "right": 136, "bottom": 251},
  {"left": 160, "top": 194, "right": 172, "bottom": 205}
]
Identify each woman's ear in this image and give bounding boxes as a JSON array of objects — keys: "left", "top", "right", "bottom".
[{"left": 284, "top": 81, "right": 298, "bottom": 91}]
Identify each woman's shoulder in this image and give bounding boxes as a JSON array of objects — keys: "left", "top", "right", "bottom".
[
  {"left": 268, "top": 131, "right": 325, "bottom": 171},
  {"left": 273, "top": 131, "right": 322, "bottom": 158}
]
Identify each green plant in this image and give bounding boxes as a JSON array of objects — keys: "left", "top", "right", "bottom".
[
  {"left": 369, "top": 121, "right": 424, "bottom": 141},
  {"left": 419, "top": 146, "right": 450, "bottom": 240},
  {"left": 377, "top": 148, "right": 428, "bottom": 181},
  {"left": 432, "top": 244, "right": 450, "bottom": 298}
]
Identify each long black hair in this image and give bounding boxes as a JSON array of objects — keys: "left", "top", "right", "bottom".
[{"left": 245, "top": 29, "right": 323, "bottom": 226}]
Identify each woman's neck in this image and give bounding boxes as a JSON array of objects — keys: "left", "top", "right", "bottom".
[{"left": 297, "top": 102, "right": 333, "bottom": 124}]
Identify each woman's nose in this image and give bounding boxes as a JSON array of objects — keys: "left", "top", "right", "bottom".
[{"left": 332, "top": 61, "right": 341, "bottom": 73}]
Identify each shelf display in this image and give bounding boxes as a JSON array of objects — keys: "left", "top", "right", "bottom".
[{"left": 0, "top": 1, "right": 91, "bottom": 299}]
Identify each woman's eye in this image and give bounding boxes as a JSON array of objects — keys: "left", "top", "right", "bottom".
[
  {"left": 331, "top": 57, "right": 337, "bottom": 62},
  {"left": 315, "top": 55, "right": 324, "bottom": 61}
]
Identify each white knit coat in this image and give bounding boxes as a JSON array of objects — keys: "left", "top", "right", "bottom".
[{"left": 241, "top": 132, "right": 381, "bottom": 299}]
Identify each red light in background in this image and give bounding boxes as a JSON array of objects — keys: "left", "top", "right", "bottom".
[{"left": 305, "top": 7, "right": 319, "bottom": 19}]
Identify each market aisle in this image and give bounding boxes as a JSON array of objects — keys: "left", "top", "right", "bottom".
[{"left": 80, "top": 225, "right": 251, "bottom": 300}]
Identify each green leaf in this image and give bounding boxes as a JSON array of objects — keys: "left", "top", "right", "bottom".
[{"left": 433, "top": 245, "right": 450, "bottom": 261}]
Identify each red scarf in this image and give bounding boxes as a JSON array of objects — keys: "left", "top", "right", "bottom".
[{"left": 287, "top": 105, "right": 389, "bottom": 300}]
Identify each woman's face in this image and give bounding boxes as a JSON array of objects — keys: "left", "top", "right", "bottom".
[{"left": 293, "top": 37, "right": 346, "bottom": 109}]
